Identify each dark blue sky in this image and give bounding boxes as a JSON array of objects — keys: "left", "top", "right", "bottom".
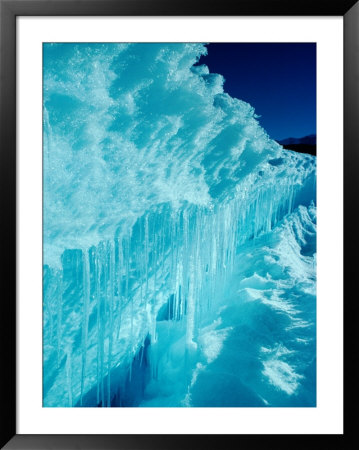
[{"left": 198, "top": 43, "right": 316, "bottom": 141}]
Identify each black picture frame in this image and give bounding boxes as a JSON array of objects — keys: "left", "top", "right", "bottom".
[{"left": 1, "top": 0, "right": 357, "bottom": 448}]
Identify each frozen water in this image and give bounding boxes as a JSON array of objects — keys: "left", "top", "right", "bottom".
[{"left": 43, "top": 43, "right": 316, "bottom": 407}]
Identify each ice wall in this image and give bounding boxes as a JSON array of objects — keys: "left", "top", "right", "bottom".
[{"left": 43, "top": 43, "right": 316, "bottom": 407}]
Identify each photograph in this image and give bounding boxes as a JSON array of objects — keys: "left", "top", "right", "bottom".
[{"left": 42, "top": 42, "right": 317, "bottom": 408}]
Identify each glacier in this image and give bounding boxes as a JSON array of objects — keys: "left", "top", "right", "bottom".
[{"left": 43, "top": 43, "right": 316, "bottom": 407}]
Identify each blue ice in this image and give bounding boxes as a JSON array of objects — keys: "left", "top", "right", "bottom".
[{"left": 43, "top": 43, "right": 316, "bottom": 407}]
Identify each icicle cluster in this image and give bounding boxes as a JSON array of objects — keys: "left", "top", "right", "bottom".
[{"left": 43, "top": 149, "right": 315, "bottom": 407}]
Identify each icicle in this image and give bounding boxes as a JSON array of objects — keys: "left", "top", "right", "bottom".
[
  {"left": 124, "top": 232, "right": 134, "bottom": 354},
  {"left": 100, "top": 245, "right": 106, "bottom": 407},
  {"left": 144, "top": 214, "right": 149, "bottom": 303},
  {"left": 56, "top": 273, "right": 63, "bottom": 369},
  {"left": 186, "top": 254, "right": 196, "bottom": 350},
  {"left": 116, "top": 237, "right": 123, "bottom": 340},
  {"left": 170, "top": 212, "right": 177, "bottom": 297},
  {"left": 174, "top": 258, "right": 182, "bottom": 321},
  {"left": 160, "top": 216, "right": 166, "bottom": 279},
  {"left": 65, "top": 348, "right": 73, "bottom": 407},
  {"left": 138, "top": 218, "right": 144, "bottom": 304},
  {"left": 80, "top": 249, "right": 90, "bottom": 406},
  {"left": 153, "top": 221, "right": 158, "bottom": 298},
  {"left": 139, "top": 340, "right": 145, "bottom": 368},
  {"left": 107, "top": 241, "right": 115, "bottom": 407},
  {"left": 182, "top": 209, "right": 189, "bottom": 322},
  {"left": 95, "top": 246, "right": 105, "bottom": 406}
]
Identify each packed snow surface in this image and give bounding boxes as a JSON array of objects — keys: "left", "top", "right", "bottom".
[{"left": 43, "top": 43, "right": 316, "bottom": 407}]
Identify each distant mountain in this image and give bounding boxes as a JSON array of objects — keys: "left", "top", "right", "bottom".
[
  {"left": 278, "top": 134, "right": 316, "bottom": 146},
  {"left": 277, "top": 134, "right": 316, "bottom": 156}
]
